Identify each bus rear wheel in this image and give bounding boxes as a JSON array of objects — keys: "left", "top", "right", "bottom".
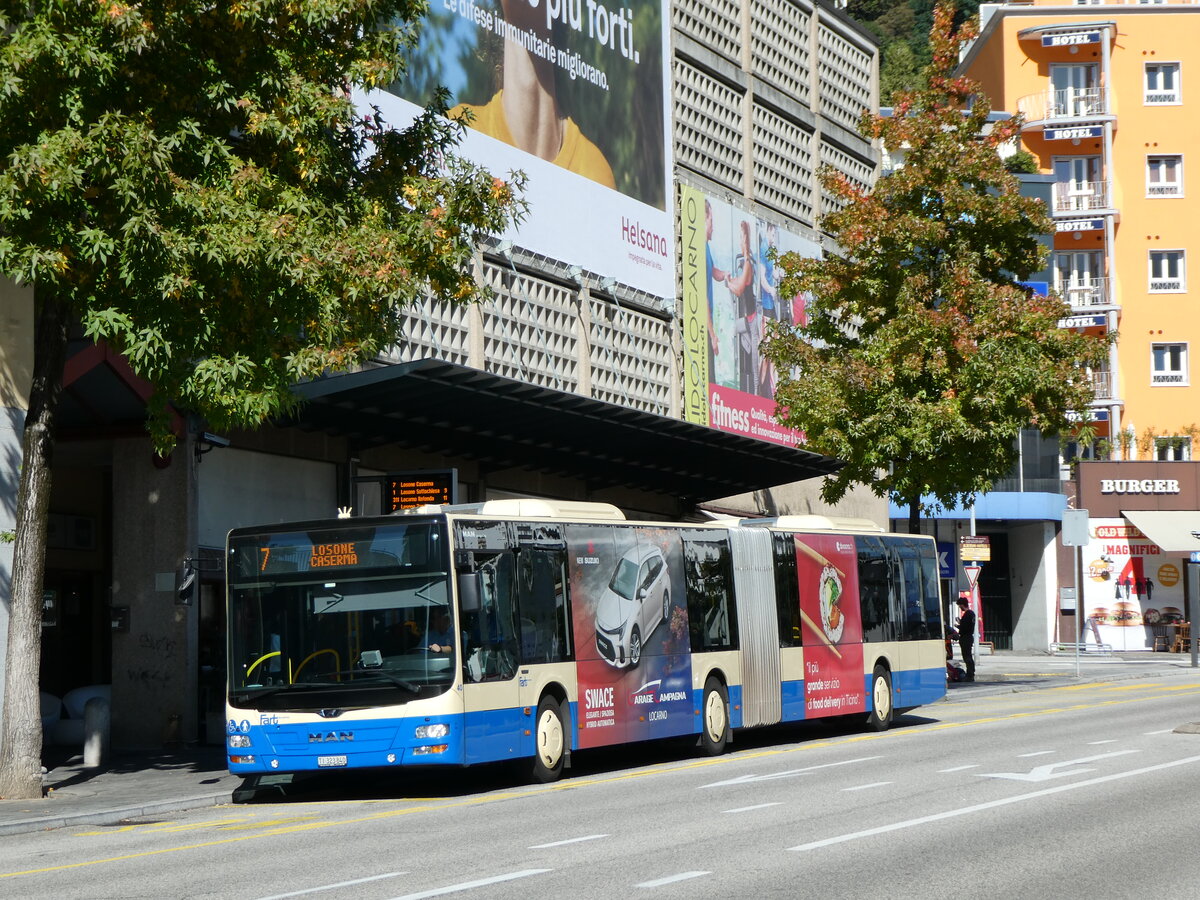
[
  {"left": 531, "top": 696, "right": 567, "bottom": 783},
  {"left": 866, "top": 665, "right": 893, "bottom": 732},
  {"left": 699, "top": 677, "right": 729, "bottom": 755}
]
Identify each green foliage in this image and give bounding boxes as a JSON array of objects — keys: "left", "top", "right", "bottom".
[
  {"left": 1005, "top": 149, "right": 1039, "bottom": 175},
  {"left": 0, "top": 0, "right": 526, "bottom": 454},
  {"left": 762, "top": 2, "right": 1110, "bottom": 519}
]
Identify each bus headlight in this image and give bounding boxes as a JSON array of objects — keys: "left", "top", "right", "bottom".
[
  {"left": 229, "top": 734, "right": 252, "bottom": 748},
  {"left": 414, "top": 723, "right": 450, "bottom": 739},
  {"left": 411, "top": 744, "right": 449, "bottom": 755}
]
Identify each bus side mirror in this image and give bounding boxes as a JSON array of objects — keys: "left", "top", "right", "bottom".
[
  {"left": 175, "top": 562, "right": 197, "bottom": 606},
  {"left": 458, "top": 572, "right": 481, "bottom": 614}
]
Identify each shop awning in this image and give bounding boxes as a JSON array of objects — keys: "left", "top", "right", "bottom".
[
  {"left": 1120, "top": 510, "right": 1200, "bottom": 554},
  {"left": 287, "top": 360, "right": 844, "bottom": 502}
]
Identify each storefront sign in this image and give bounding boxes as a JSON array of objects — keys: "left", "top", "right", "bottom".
[
  {"left": 1045, "top": 126, "right": 1103, "bottom": 141},
  {"left": 1100, "top": 479, "right": 1181, "bottom": 495},
  {"left": 1041, "top": 30, "right": 1101, "bottom": 47}
]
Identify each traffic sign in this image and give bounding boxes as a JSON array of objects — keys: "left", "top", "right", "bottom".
[{"left": 963, "top": 564, "right": 982, "bottom": 592}]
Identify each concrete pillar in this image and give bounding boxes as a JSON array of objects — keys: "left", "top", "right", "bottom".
[{"left": 83, "top": 696, "right": 110, "bottom": 768}]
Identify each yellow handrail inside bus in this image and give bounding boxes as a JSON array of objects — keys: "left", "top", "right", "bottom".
[
  {"left": 244, "top": 650, "right": 281, "bottom": 682},
  {"left": 294, "top": 649, "right": 340, "bottom": 681}
]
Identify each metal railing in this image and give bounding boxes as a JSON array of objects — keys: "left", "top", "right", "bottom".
[
  {"left": 1053, "top": 181, "right": 1110, "bottom": 213},
  {"left": 1055, "top": 277, "right": 1111, "bottom": 309},
  {"left": 1019, "top": 87, "right": 1107, "bottom": 123}
]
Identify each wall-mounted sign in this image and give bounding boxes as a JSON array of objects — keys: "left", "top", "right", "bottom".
[
  {"left": 1041, "top": 31, "right": 1101, "bottom": 47},
  {"left": 386, "top": 469, "right": 458, "bottom": 512},
  {"left": 1055, "top": 219, "right": 1104, "bottom": 233},
  {"left": 1100, "top": 479, "right": 1181, "bottom": 495},
  {"left": 1045, "top": 126, "right": 1103, "bottom": 141}
]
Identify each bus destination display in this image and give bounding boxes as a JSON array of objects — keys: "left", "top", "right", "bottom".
[{"left": 387, "top": 469, "right": 457, "bottom": 512}]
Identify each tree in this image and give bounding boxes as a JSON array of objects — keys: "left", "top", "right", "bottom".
[
  {"left": 761, "top": 1, "right": 1108, "bottom": 535},
  {"left": 0, "top": 1, "right": 524, "bottom": 799}
]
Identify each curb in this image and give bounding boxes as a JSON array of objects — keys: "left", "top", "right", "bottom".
[{"left": 0, "top": 791, "right": 234, "bottom": 837}]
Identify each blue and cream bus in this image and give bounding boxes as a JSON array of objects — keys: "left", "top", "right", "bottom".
[{"left": 225, "top": 499, "right": 946, "bottom": 784}]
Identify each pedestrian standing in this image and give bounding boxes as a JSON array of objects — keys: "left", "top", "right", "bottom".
[{"left": 953, "top": 593, "right": 977, "bottom": 682}]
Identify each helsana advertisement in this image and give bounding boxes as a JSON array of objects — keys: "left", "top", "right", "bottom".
[{"left": 363, "top": 0, "right": 673, "bottom": 297}]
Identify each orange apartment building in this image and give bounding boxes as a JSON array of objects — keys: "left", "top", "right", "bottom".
[
  {"left": 958, "top": 2, "right": 1200, "bottom": 651},
  {"left": 961, "top": 1, "right": 1200, "bottom": 459}
]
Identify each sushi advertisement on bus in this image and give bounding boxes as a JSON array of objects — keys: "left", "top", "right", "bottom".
[
  {"left": 566, "top": 525, "right": 694, "bottom": 749},
  {"left": 795, "top": 534, "right": 866, "bottom": 717}
]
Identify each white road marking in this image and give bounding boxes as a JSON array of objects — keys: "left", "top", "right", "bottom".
[
  {"left": 841, "top": 782, "right": 891, "bottom": 792},
  {"left": 700, "top": 756, "right": 881, "bottom": 789},
  {"left": 1088, "top": 740, "right": 1118, "bottom": 745},
  {"left": 255, "top": 872, "right": 408, "bottom": 899},
  {"left": 637, "top": 872, "right": 711, "bottom": 888},
  {"left": 939, "top": 764, "right": 980, "bottom": 773},
  {"left": 978, "top": 750, "right": 1137, "bottom": 782},
  {"left": 1145, "top": 729, "right": 1175, "bottom": 735},
  {"left": 789, "top": 754, "right": 1200, "bottom": 852},
  {"left": 385, "top": 869, "right": 551, "bottom": 899},
  {"left": 723, "top": 802, "right": 783, "bottom": 814},
  {"left": 1017, "top": 751, "right": 1056, "bottom": 757},
  {"left": 529, "top": 834, "right": 609, "bottom": 848}
]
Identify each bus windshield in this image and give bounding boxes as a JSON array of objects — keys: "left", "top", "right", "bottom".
[{"left": 226, "top": 520, "right": 453, "bottom": 710}]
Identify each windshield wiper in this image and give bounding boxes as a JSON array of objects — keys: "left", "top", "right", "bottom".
[
  {"left": 316, "top": 669, "right": 421, "bottom": 693},
  {"left": 231, "top": 682, "right": 323, "bottom": 702}
]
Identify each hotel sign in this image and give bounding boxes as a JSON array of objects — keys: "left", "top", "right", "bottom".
[
  {"left": 1046, "top": 126, "right": 1103, "bottom": 141},
  {"left": 1056, "top": 218, "right": 1104, "bottom": 233},
  {"left": 1042, "top": 31, "right": 1102, "bottom": 48}
]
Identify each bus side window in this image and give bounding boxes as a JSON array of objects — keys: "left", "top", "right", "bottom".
[
  {"left": 682, "top": 531, "right": 737, "bottom": 652},
  {"left": 895, "top": 540, "right": 929, "bottom": 640},
  {"left": 465, "top": 553, "right": 519, "bottom": 682},
  {"left": 858, "top": 536, "right": 893, "bottom": 642},
  {"left": 773, "top": 533, "right": 800, "bottom": 647},
  {"left": 516, "top": 548, "right": 572, "bottom": 664}
]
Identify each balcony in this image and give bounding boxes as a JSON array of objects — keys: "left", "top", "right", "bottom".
[
  {"left": 1052, "top": 181, "right": 1113, "bottom": 215},
  {"left": 1056, "top": 277, "right": 1112, "bottom": 311},
  {"left": 1017, "top": 89, "right": 1113, "bottom": 132},
  {"left": 1090, "top": 370, "right": 1113, "bottom": 402}
]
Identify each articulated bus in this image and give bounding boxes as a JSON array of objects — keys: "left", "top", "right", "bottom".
[{"left": 225, "top": 499, "right": 946, "bottom": 784}]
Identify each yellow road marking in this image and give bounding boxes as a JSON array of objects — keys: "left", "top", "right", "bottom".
[{"left": 6, "top": 681, "right": 1199, "bottom": 879}]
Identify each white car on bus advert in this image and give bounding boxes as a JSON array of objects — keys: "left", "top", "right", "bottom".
[{"left": 594, "top": 542, "right": 671, "bottom": 668}]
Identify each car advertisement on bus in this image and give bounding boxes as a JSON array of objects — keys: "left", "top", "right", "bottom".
[
  {"left": 1077, "top": 519, "right": 1181, "bottom": 651},
  {"left": 680, "top": 185, "right": 824, "bottom": 447},
  {"left": 360, "top": 0, "right": 674, "bottom": 298},
  {"left": 795, "top": 534, "right": 866, "bottom": 716},
  {"left": 566, "top": 525, "right": 694, "bottom": 749}
]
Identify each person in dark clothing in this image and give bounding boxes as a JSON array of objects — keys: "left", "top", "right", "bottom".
[{"left": 951, "top": 593, "right": 977, "bottom": 682}]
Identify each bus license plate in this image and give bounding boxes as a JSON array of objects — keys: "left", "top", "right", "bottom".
[{"left": 317, "top": 755, "right": 347, "bottom": 768}]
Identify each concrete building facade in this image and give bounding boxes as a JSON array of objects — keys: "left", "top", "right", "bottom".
[{"left": 0, "top": 2, "right": 886, "bottom": 750}]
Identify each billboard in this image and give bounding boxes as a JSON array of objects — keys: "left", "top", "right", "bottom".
[
  {"left": 1078, "top": 520, "right": 1183, "bottom": 651},
  {"left": 680, "top": 185, "right": 823, "bottom": 446},
  {"left": 362, "top": 0, "right": 674, "bottom": 297}
]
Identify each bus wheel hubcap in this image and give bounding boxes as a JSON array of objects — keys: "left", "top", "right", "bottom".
[
  {"left": 539, "top": 710, "right": 563, "bottom": 766},
  {"left": 705, "top": 692, "right": 725, "bottom": 740}
]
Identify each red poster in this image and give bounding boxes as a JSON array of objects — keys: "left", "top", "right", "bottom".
[{"left": 795, "top": 534, "right": 865, "bottom": 717}]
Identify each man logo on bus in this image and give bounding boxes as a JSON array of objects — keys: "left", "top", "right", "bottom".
[{"left": 309, "top": 731, "right": 355, "bottom": 743}]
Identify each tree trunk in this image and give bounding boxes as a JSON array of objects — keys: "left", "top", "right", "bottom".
[
  {"left": 0, "top": 294, "right": 69, "bottom": 800},
  {"left": 907, "top": 496, "right": 920, "bottom": 536}
]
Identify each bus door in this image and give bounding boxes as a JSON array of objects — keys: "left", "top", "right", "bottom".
[
  {"left": 514, "top": 525, "right": 573, "bottom": 713},
  {"left": 460, "top": 547, "right": 522, "bottom": 764}
]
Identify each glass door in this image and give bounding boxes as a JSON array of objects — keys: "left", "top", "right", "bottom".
[
  {"left": 1051, "top": 64, "right": 1101, "bottom": 116},
  {"left": 1054, "top": 156, "right": 1103, "bottom": 211}
]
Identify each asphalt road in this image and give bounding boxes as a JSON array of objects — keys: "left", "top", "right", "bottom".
[{"left": 3, "top": 679, "right": 1200, "bottom": 899}]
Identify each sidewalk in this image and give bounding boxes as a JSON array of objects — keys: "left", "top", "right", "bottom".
[{"left": 2, "top": 650, "right": 1198, "bottom": 836}]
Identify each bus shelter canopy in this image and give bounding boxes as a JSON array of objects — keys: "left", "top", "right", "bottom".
[{"left": 287, "top": 360, "right": 843, "bottom": 503}]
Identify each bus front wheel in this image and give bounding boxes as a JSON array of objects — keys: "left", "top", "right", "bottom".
[
  {"left": 866, "top": 665, "right": 893, "bottom": 732},
  {"left": 699, "top": 677, "right": 729, "bottom": 755},
  {"left": 531, "top": 696, "right": 567, "bottom": 783}
]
